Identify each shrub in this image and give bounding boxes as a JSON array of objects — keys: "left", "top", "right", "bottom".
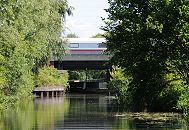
[
  {"left": 38, "top": 66, "right": 69, "bottom": 89},
  {"left": 109, "top": 66, "right": 132, "bottom": 107},
  {"left": 178, "top": 86, "right": 189, "bottom": 121}
]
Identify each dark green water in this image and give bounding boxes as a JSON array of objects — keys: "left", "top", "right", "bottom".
[{"left": 0, "top": 94, "right": 188, "bottom": 130}]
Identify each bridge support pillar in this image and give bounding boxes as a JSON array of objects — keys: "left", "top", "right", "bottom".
[
  {"left": 106, "top": 69, "right": 111, "bottom": 82},
  {"left": 83, "top": 82, "right": 86, "bottom": 90}
]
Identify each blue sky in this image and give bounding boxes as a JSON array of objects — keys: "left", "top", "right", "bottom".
[{"left": 65, "top": 0, "right": 109, "bottom": 38}]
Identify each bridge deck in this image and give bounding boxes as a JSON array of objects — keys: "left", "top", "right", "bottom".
[
  {"left": 61, "top": 55, "right": 110, "bottom": 61},
  {"left": 51, "top": 38, "right": 110, "bottom": 70}
]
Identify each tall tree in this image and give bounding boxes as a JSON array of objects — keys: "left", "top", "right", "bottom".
[
  {"left": 0, "top": 0, "right": 72, "bottom": 109},
  {"left": 103, "top": 0, "right": 189, "bottom": 111}
]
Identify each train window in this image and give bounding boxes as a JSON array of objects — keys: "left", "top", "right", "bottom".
[
  {"left": 98, "top": 42, "right": 106, "bottom": 48},
  {"left": 70, "top": 43, "right": 79, "bottom": 48}
]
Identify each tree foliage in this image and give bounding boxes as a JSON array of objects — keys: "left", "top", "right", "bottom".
[
  {"left": 91, "top": 33, "right": 105, "bottom": 38},
  {"left": 38, "top": 66, "right": 69, "bottom": 88},
  {"left": 103, "top": 0, "right": 189, "bottom": 111},
  {"left": 68, "top": 70, "right": 106, "bottom": 80},
  {"left": 0, "top": 0, "right": 71, "bottom": 110},
  {"left": 109, "top": 66, "right": 132, "bottom": 107},
  {"left": 66, "top": 33, "right": 79, "bottom": 38}
]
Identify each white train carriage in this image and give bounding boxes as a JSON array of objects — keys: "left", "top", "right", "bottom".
[{"left": 67, "top": 38, "right": 106, "bottom": 55}]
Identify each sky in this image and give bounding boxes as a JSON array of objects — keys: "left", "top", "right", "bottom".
[{"left": 65, "top": 0, "right": 109, "bottom": 38}]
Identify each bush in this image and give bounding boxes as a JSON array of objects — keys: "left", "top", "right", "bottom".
[
  {"left": 153, "top": 71, "right": 185, "bottom": 111},
  {"left": 109, "top": 66, "right": 188, "bottom": 112},
  {"left": 109, "top": 66, "right": 132, "bottom": 107},
  {"left": 178, "top": 86, "right": 189, "bottom": 121},
  {"left": 68, "top": 70, "right": 106, "bottom": 80},
  {"left": 38, "top": 66, "right": 69, "bottom": 89}
]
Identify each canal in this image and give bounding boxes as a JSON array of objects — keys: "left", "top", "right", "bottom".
[{"left": 0, "top": 94, "right": 188, "bottom": 130}]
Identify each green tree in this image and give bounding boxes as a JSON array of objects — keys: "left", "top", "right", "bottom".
[
  {"left": 0, "top": 0, "right": 72, "bottom": 110},
  {"left": 38, "top": 66, "right": 69, "bottom": 89},
  {"left": 103, "top": 0, "right": 189, "bottom": 111},
  {"left": 91, "top": 33, "right": 104, "bottom": 38},
  {"left": 66, "top": 33, "right": 79, "bottom": 38},
  {"left": 68, "top": 70, "right": 87, "bottom": 80},
  {"left": 109, "top": 66, "right": 132, "bottom": 107}
]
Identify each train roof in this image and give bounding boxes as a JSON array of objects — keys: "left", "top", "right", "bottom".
[{"left": 66, "top": 38, "right": 106, "bottom": 43}]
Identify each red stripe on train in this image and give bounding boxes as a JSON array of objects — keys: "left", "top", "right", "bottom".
[{"left": 69, "top": 50, "right": 105, "bottom": 52}]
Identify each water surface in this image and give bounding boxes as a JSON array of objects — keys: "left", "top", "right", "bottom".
[{"left": 0, "top": 94, "right": 188, "bottom": 130}]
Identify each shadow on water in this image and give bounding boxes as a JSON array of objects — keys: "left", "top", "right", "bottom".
[{"left": 0, "top": 94, "right": 188, "bottom": 130}]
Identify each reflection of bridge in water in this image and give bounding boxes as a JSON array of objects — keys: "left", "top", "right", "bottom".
[{"left": 51, "top": 38, "right": 111, "bottom": 93}]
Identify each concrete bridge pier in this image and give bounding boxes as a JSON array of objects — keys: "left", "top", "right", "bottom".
[{"left": 83, "top": 82, "right": 86, "bottom": 90}]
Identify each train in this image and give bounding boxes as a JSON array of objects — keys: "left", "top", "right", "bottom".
[{"left": 67, "top": 38, "right": 106, "bottom": 55}]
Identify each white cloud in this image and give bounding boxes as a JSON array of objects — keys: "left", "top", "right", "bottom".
[
  {"left": 64, "top": 0, "right": 108, "bottom": 38},
  {"left": 65, "top": 19, "right": 105, "bottom": 37}
]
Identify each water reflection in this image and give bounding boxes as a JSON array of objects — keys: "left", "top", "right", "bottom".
[
  {"left": 0, "top": 94, "right": 188, "bottom": 130},
  {"left": 0, "top": 97, "right": 69, "bottom": 130}
]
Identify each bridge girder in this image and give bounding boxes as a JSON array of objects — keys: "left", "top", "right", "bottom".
[{"left": 53, "top": 60, "right": 111, "bottom": 70}]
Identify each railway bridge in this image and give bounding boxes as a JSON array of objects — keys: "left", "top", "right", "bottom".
[
  {"left": 51, "top": 38, "right": 110, "bottom": 70},
  {"left": 51, "top": 38, "right": 111, "bottom": 93}
]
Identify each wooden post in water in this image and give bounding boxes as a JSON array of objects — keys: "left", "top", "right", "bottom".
[
  {"left": 41, "top": 92, "right": 43, "bottom": 97},
  {"left": 47, "top": 92, "right": 49, "bottom": 97},
  {"left": 52, "top": 91, "right": 54, "bottom": 97},
  {"left": 34, "top": 93, "right": 37, "bottom": 97}
]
